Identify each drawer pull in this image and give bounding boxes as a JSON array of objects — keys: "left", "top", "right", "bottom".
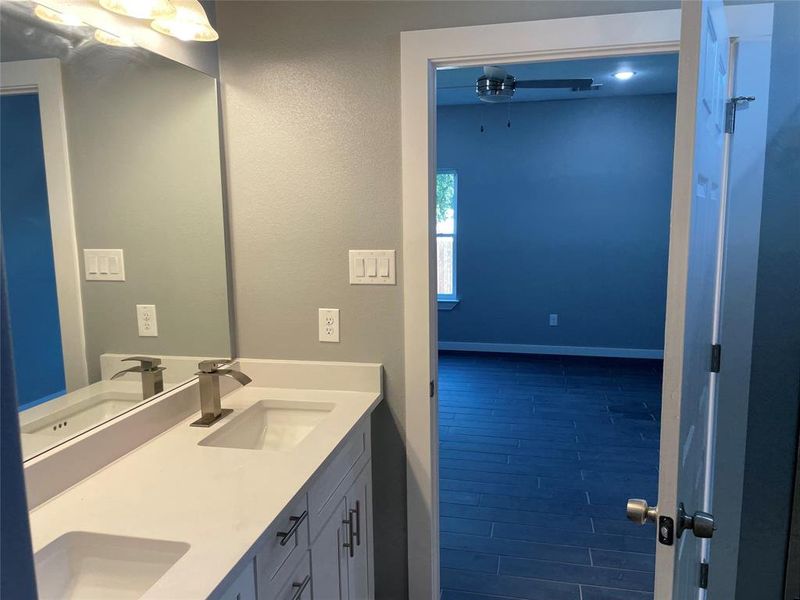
[
  {"left": 290, "top": 574, "right": 311, "bottom": 600},
  {"left": 342, "top": 511, "right": 355, "bottom": 558},
  {"left": 351, "top": 500, "right": 361, "bottom": 547},
  {"left": 277, "top": 511, "right": 308, "bottom": 546}
]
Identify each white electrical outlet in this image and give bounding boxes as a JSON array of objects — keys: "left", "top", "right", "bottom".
[
  {"left": 318, "top": 308, "right": 340, "bottom": 342},
  {"left": 137, "top": 304, "right": 158, "bottom": 337},
  {"left": 549, "top": 313, "right": 559, "bottom": 326}
]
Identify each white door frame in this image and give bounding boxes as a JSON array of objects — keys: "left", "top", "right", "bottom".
[
  {"left": 400, "top": 6, "right": 772, "bottom": 598},
  {"left": 1, "top": 59, "right": 88, "bottom": 393}
]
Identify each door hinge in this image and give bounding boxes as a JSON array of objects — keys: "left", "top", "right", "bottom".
[
  {"left": 699, "top": 561, "right": 709, "bottom": 589},
  {"left": 710, "top": 344, "right": 722, "bottom": 373},
  {"left": 430, "top": 380, "right": 435, "bottom": 397},
  {"left": 725, "top": 96, "right": 756, "bottom": 134}
]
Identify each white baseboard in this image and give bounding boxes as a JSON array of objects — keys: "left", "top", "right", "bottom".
[{"left": 438, "top": 341, "right": 664, "bottom": 360}]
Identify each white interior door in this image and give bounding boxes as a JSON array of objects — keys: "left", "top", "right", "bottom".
[{"left": 648, "top": 1, "right": 731, "bottom": 598}]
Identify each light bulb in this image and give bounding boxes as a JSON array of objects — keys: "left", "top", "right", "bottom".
[
  {"left": 99, "top": 0, "right": 175, "bottom": 20},
  {"left": 94, "top": 29, "right": 136, "bottom": 47},
  {"left": 151, "top": 0, "right": 218, "bottom": 42},
  {"left": 614, "top": 71, "right": 636, "bottom": 81},
  {"left": 33, "top": 4, "right": 84, "bottom": 27}
]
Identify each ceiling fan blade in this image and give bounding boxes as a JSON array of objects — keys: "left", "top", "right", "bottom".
[
  {"left": 515, "top": 78, "right": 594, "bottom": 90},
  {"left": 438, "top": 85, "right": 480, "bottom": 90}
]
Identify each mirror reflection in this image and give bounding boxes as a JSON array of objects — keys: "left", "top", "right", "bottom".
[{"left": 0, "top": 2, "right": 231, "bottom": 460}]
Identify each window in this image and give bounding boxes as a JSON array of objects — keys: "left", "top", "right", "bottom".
[{"left": 436, "top": 170, "right": 457, "bottom": 300}]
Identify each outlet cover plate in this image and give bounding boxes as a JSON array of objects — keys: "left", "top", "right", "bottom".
[
  {"left": 137, "top": 304, "right": 158, "bottom": 337},
  {"left": 318, "top": 308, "right": 340, "bottom": 342}
]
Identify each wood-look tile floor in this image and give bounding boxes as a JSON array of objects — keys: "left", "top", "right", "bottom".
[{"left": 438, "top": 351, "right": 661, "bottom": 600}]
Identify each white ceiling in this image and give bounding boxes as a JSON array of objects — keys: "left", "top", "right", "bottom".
[{"left": 436, "top": 53, "right": 679, "bottom": 106}]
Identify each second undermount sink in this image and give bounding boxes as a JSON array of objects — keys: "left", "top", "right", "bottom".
[
  {"left": 199, "top": 400, "right": 335, "bottom": 451},
  {"left": 34, "top": 532, "right": 189, "bottom": 599}
]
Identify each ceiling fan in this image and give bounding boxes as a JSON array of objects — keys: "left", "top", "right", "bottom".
[{"left": 447, "top": 66, "right": 596, "bottom": 103}]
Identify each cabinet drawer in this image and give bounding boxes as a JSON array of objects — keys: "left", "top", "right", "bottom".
[
  {"left": 308, "top": 419, "right": 370, "bottom": 541},
  {"left": 256, "top": 492, "right": 309, "bottom": 593},
  {"left": 268, "top": 551, "right": 312, "bottom": 600}
]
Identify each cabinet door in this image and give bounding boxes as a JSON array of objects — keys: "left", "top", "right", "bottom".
[
  {"left": 216, "top": 560, "right": 257, "bottom": 600},
  {"left": 345, "top": 466, "right": 372, "bottom": 600},
  {"left": 311, "top": 496, "right": 349, "bottom": 600}
]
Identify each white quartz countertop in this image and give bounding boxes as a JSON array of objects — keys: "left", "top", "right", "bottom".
[{"left": 28, "top": 382, "right": 381, "bottom": 599}]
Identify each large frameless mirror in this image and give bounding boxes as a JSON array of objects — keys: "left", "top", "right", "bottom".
[{"left": 0, "top": 1, "right": 231, "bottom": 461}]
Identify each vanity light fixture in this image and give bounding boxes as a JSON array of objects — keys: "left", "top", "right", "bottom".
[
  {"left": 94, "top": 29, "right": 136, "bottom": 47},
  {"left": 33, "top": 4, "right": 85, "bottom": 27},
  {"left": 613, "top": 70, "right": 636, "bottom": 81},
  {"left": 150, "top": 0, "right": 219, "bottom": 42},
  {"left": 99, "top": 0, "right": 176, "bottom": 20}
]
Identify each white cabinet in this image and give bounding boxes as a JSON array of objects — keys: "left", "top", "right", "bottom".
[
  {"left": 311, "top": 496, "right": 350, "bottom": 599},
  {"left": 216, "top": 560, "right": 257, "bottom": 600},
  {"left": 216, "top": 420, "right": 373, "bottom": 600},
  {"left": 345, "top": 465, "right": 372, "bottom": 600},
  {"left": 310, "top": 463, "right": 373, "bottom": 600}
]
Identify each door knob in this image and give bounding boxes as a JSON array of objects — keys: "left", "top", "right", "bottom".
[
  {"left": 626, "top": 498, "right": 658, "bottom": 525},
  {"left": 677, "top": 503, "right": 715, "bottom": 539}
]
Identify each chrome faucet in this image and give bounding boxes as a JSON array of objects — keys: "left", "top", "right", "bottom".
[
  {"left": 190, "top": 359, "right": 252, "bottom": 427},
  {"left": 111, "top": 356, "right": 166, "bottom": 399}
]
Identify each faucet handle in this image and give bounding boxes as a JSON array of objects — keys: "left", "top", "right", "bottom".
[
  {"left": 197, "top": 359, "right": 232, "bottom": 374},
  {"left": 121, "top": 356, "right": 162, "bottom": 370}
]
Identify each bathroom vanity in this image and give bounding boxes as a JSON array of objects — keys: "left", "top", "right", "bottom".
[{"left": 26, "top": 359, "right": 382, "bottom": 599}]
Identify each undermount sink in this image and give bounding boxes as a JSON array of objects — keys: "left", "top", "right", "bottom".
[
  {"left": 21, "top": 393, "right": 143, "bottom": 438},
  {"left": 199, "top": 399, "right": 335, "bottom": 451},
  {"left": 34, "top": 532, "right": 189, "bottom": 599}
]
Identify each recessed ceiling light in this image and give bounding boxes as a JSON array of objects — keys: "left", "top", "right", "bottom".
[
  {"left": 33, "top": 4, "right": 84, "bottom": 27},
  {"left": 614, "top": 71, "right": 636, "bottom": 81}
]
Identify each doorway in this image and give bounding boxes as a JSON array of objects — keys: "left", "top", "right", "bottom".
[
  {"left": 401, "top": 5, "right": 774, "bottom": 599},
  {"left": 434, "top": 53, "right": 677, "bottom": 598}
]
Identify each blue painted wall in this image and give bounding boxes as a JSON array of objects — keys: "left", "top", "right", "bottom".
[
  {"left": 437, "top": 94, "right": 676, "bottom": 351},
  {"left": 0, "top": 93, "right": 66, "bottom": 407}
]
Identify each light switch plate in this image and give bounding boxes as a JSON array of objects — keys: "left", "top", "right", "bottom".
[
  {"left": 137, "top": 304, "right": 158, "bottom": 337},
  {"left": 84, "top": 249, "right": 125, "bottom": 281},
  {"left": 349, "top": 250, "right": 396, "bottom": 285}
]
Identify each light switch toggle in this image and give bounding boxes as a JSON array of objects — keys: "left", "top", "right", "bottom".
[{"left": 366, "top": 258, "right": 377, "bottom": 277}]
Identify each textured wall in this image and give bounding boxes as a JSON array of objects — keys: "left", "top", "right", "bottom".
[
  {"left": 214, "top": 1, "right": 680, "bottom": 596},
  {"left": 63, "top": 51, "right": 231, "bottom": 382},
  {"left": 437, "top": 94, "right": 676, "bottom": 352}
]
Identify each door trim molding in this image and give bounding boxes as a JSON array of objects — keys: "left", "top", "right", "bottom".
[
  {"left": 1, "top": 59, "right": 88, "bottom": 392},
  {"left": 400, "top": 5, "right": 774, "bottom": 598}
]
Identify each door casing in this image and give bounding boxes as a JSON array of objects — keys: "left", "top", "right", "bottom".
[
  {"left": 399, "top": 5, "right": 774, "bottom": 598},
  {"left": 0, "top": 59, "right": 88, "bottom": 394}
]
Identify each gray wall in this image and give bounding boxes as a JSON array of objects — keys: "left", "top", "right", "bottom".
[
  {"left": 63, "top": 50, "right": 231, "bottom": 382},
  {"left": 215, "top": 2, "right": 678, "bottom": 596},
  {"left": 437, "top": 94, "right": 676, "bottom": 352},
  {"left": 734, "top": 0, "right": 800, "bottom": 597}
]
